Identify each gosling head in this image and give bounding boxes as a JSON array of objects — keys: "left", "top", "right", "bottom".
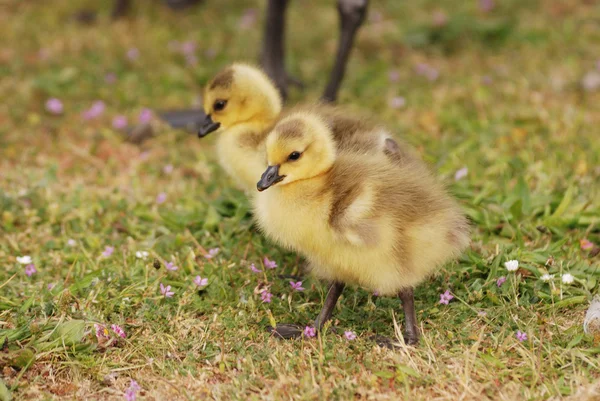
[
  {"left": 257, "top": 113, "right": 336, "bottom": 191},
  {"left": 198, "top": 64, "right": 283, "bottom": 138}
]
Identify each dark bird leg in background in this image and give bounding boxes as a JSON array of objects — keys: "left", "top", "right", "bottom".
[
  {"left": 111, "top": 0, "right": 131, "bottom": 18},
  {"left": 260, "top": 0, "right": 303, "bottom": 101},
  {"left": 322, "top": 0, "right": 369, "bottom": 103},
  {"left": 268, "top": 281, "right": 345, "bottom": 338}
]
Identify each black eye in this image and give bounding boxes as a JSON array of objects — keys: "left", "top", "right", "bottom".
[
  {"left": 288, "top": 151, "right": 302, "bottom": 161},
  {"left": 213, "top": 99, "right": 227, "bottom": 111}
]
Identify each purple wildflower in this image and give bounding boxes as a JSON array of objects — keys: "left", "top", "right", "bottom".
[
  {"left": 102, "top": 246, "right": 114, "bottom": 257},
  {"left": 373, "top": 290, "right": 380, "bottom": 297},
  {"left": 180, "top": 41, "right": 196, "bottom": 56},
  {"left": 389, "top": 96, "right": 406, "bottom": 109},
  {"left": 165, "top": 262, "right": 178, "bottom": 271},
  {"left": 250, "top": 263, "right": 262, "bottom": 273},
  {"left": 156, "top": 192, "right": 167, "bottom": 204},
  {"left": 344, "top": 331, "right": 357, "bottom": 340},
  {"left": 238, "top": 8, "right": 258, "bottom": 30},
  {"left": 439, "top": 290, "right": 454, "bottom": 305},
  {"left": 94, "top": 324, "right": 110, "bottom": 341},
  {"left": 289, "top": 281, "right": 305, "bottom": 291},
  {"left": 303, "top": 326, "right": 316, "bottom": 338},
  {"left": 138, "top": 108, "right": 153, "bottom": 124},
  {"left": 163, "top": 164, "right": 174, "bottom": 174},
  {"left": 160, "top": 283, "right": 174, "bottom": 298},
  {"left": 479, "top": 0, "right": 495, "bottom": 12},
  {"left": 129, "top": 380, "right": 141, "bottom": 392},
  {"left": 415, "top": 63, "right": 439, "bottom": 81},
  {"left": 388, "top": 69, "right": 400, "bottom": 83},
  {"left": 454, "top": 167, "right": 468, "bottom": 181},
  {"left": 124, "top": 389, "right": 136, "bottom": 401},
  {"left": 82, "top": 100, "right": 105, "bottom": 120},
  {"left": 260, "top": 291, "right": 272, "bottom": 303},
  {"left": 47, "top": 283, "right": 56, "bottom": 290},
  {"left": 194, "top": 276, "right": 208, "bottom": 287},
  {"left": 25, "top": 264, "right": 37, "bottom": 277},
  {"left": 496, "top": 276, "right": 507, "bottom": 287},
  {"left": 204, "top": 248, "right": 219, "bottom": 259},
  {"left": 127, "top": 48, "right": 139, "bottom": 61},
  {"left": 580, "top": 239, "right": 594, "bottom": 250},
  {"left": 263, "top": 256, "right": 277, "bottom": 269},
  {"left": 105, "top": 73, "right": 117, "bottom": 84},
  {"left": 45, "top": 98, "right": 64, "bottom": 114},
  {"left": 515, "top": 330, "right": 527, "bottom": 342},
  {"left": 112, "top": 115, "right": 128, "bottom": 130},
  {"left": 111, "top": 324, "right": 126, "bottom": 339}
]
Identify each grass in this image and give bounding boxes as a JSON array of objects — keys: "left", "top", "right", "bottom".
[{"left": 1, "top": 0, "right": 600, "bottom": 399}]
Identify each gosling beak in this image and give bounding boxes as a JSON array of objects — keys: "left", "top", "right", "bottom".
[
  {"left": 257, "top": 165, "right": 285, "bottom": 191},
  {"left": 197, "top": 114, "right": 221, "bottom": 138}
]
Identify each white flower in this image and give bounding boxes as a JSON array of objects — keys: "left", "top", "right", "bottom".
[
  {"left": 540, "top": 274, "right": 555, "bottom": 282},
  {"left": 16, "top": 256, "right": 32, "bottom": 264},
  {"left": 67, "top": 239, "right": 76, "bottom": 247},
  {"left": 505, "top": 259, "right": 519, "bottom": 272},
  {"left": 561, "top": 273, "right": 574, "bottom": 284},
  {"left": 454, "top": 167, "right": 468, "bottom": 181},
  {"left": 135, "top": 251, "right": 149, "bottom": 260}
]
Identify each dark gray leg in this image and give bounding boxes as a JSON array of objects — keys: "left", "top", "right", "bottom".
[
  {"left": 314, "top": 281, "right": 345, "bottom": 330},
  {"left": 322, "top": 0, "right": 369, "bottom": 103},
  {"left": 399, "top": 287, "right": 419, "bottom": 345},
  {"left": 268, "top": 281, "right": 345, "bottom": 339},
  {"left": 260, "top": 0, "right": 303, "bottom": 101}
]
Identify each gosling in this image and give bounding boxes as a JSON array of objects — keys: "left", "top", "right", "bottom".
[
  {"left": 198, "top": 63, "right": 409, "bottom": 194},
  {"left": 254, "top": 112, "right": 470, "bottom": 345}
]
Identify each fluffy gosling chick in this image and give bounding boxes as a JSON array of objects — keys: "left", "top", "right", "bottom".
[
  {"left": 255, "top": 112, "right": 470, "bottom": 344},
  {"left": 198, "top": 64, "right": 408, "bottom": 193}
]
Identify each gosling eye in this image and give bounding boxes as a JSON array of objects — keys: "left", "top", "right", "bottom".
[
  {"left": 213, "top": 99, "right": 228, "bottom": 112},
  {"left": 288, "top": 151, "right": 302, "bottom": 161}
]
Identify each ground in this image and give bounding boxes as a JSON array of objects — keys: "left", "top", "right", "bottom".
[{"left": 1, "top": 0, "right": 600, "bottom": 400}]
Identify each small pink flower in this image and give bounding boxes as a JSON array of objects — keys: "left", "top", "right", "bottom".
[
  {"left": 82, "top": 100, "right": 105, "bottom": 120},
  {"left": 263, "top": 256, "right": 277, "bottom": 269},
  {"left": 25, "top": 264, "right": 37, "bottom": 277},
  {"left": 432, "top": 10, "right": 448, "bottom": 27},
  {"left": 454, "top": 167, "right": 468, "bottom": 181},
  {"left": 180, "top": 41, "right": 196, "bottom": 56},
  {"left": 111, "top": 324, "right": 126, "bottom": 338},
  {"left": 156, "top": 192, "right": 167, "bottom": 204},
  {"left": 389, "top": 96, "right": 406, "bottom": 109},
  {"left": 388, "top": 69, "right": 400, "bottom": 83},
  {"left": 260, "top": 291, "right": 272, "bottom": 303},
  {"left": 127, "top": 48, "right": 139, "bottom": 61},
  {"left": 185, "top": 54, "right": 198, "bottom": 66},
  {"left": 47, "top": 283, "right": 56, "bottom": 290},
  {"left": 112, "top": 115, "right": 128, "bottom": 130},
  {"left": 515, "top": 330, "right": 527, "bottom": 342},
  {"left": 67, "top": 239, "right": 77, "bottom": 247},
  {"left": 250, "top": 263, "right": 262, "bottom": 273},
  {"left": 194, "top": 276, "right": 208, "bottom": 287},
  {"left": 102, "top": 246, "right": 114, "bottom": 257},
  {"left": 94, "top": 324, "right": 110, "bottom": 341},
  {"left": 204, "top": 248, "right": 219, "bottom": 259},
  {"left": 238, "top": 8, "right": 258, "bottom": 30},
  {"left": 303, "top": 326, "right": 316, "bottom": 338},
  {"left": 165, "top": 262, "right": 178, "bottom": 271},
  {"left": 160, "top": 283, "right": 174, "bottom": 298},
  {"left": 415, "top": 63, "right": 439, "bottom": 81},
  {"left": 138, "top": 108, "right": 153, "bottom": 124},
  {"left": 163, "top": 164, "right": 174, "bottom": 174},
  {"left": 496, "top": 276, "right": 507, "bottom": 287},
  {"left": 104, "top": 73, "right": 117, "bottom": 84},
  {"left": 344, "top": 330, "right": 357, "bottom": 340},
  {"left": 581, "top": 239, "right": 594, "bottom": 250},
  {"left": 439, "top": 290, "right": 453, "bottom": 305},
  {"left": 373, "top": 290, "right": 380, "bottom": 297},
  {"left": 45, "top": 98, "right": 63, "bottom": 114},
  {"left": 289, "top": 281, "right": 305, "bottom": 291},
  {"left": 479, "top": 0, "right": 495, "bottom": 13},
  {"left": 129, "top": 380, "right": 141, "bottom": 392},
  {"left": 124, "top": 389, "right": 136, "bottom": 401}
]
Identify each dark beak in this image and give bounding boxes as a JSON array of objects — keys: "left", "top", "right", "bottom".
[
  {"left": 197, "top": 114, "right": 221, "bottom": 138},
  {"left": 257, "top": 165, "right": 285, "bottom": 191}
]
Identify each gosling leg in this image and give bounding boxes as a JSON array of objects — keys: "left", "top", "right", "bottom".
[
  {"left": 268, "top": 281, "right": 345, "bottom": 339},
  {"left": 398, "top": 287, "right": 419, "bottom": 345},
  {"left": 321, "top": 0, "right": 369, "bottom": 103}
]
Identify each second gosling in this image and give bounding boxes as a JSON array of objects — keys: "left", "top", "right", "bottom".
[{"left": 254, "top": 112, "right": 470, "bottom": 345}]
